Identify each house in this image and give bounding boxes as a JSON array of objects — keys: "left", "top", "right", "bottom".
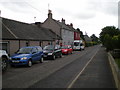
[
  {"left": 0, "top": 17, "right": 61, "bottom": 55},
  {"left": 67, "top": 23, "right": 81, "bottom": 40},
  {"left": 42, "top": 10, "right": 75, "bottom": 45},
  {"left": 84, "top": 35, "right": 92, "bottom": 43}
]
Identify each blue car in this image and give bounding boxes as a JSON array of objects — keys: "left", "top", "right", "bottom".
[{"left": 10, "top": 46, "right": 44, "bottom": 67}]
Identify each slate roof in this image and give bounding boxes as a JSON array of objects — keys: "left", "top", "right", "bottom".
[
  {"left": 67, "top": 25, "right": 77, "bottom": 32},
  {"left": 84, "top": 35, "right": 92, "bottom": 42},
  {"left": 1, "top": 17, "right": 61, "bottom": 41},
  {"left": 53, "top": 19, "right": 75, "bottom": 32}
]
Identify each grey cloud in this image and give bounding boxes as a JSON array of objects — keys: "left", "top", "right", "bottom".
[
  {"left": 0, "top": 1, "right": 34, "bottom": 14},
  {"left": 55, "top": 6, "right": 96, "bottom": 20},
  {"left": 87, "top": 0, "right": 118, "bottom": 16},
  {"left": 118, "top": 1, "right": 120, "bottom": 29},
  {"left": 76, "top": 12, "right": 96, "bottom": 19}
]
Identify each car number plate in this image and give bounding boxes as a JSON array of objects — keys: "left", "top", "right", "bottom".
[
  {"left": 12, "top": 61, "right": 19, "bottom": 63},
  {"left": 44, "top": 55, "right": 47, "bottom": 57}
]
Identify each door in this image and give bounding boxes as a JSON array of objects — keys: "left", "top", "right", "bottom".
[{"left": 31, "top": 47, "right": 40, "bottom": 61}]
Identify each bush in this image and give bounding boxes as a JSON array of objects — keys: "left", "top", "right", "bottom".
[
  {"left": 115, "top": 58, "right": 120, "bottom": 69},
  {"left": 104, "top": 34, "right": 113, "bottom": 51},
  {"left": 85, "top": 42, "right": 98, "bottom": 47}
]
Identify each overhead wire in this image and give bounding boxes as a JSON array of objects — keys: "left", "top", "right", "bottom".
[{"left": 23, "top": 1, "right": 48, "bottom": 16}]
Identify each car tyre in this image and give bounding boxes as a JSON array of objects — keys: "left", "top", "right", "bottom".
[
  {"left": 52, "top": 55, "right": 56, "bottom": 60},
  {"left": 10, "top": 65, "right": 15, "bottom": 67},
  {"left": 2, "top": 57, "right": 8, "bottom": 72},
  {"left": 28, "top": 60, "right": 32, "bottom": 67},
  {"left": 60, "top": 53, "right": 62, "bottom": 58},
  {"left": 40, "top": 57, "right": 44, "bottom": 63}
]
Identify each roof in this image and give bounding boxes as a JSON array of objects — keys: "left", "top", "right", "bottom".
[
  {"left": 21, "top": 46, "right": 41, "bottom": 48},
  {"left": 53, "top": 19, "right": 75, "bottom": 32},
  {"left": 1, "top": 17, "right": 61, "bottom": 41},
  {"left": 67, "top": 25, "right": 77, "bottom": 32},
  {"left": 84, "top": 35, "right": 92, "bottom": 42}
]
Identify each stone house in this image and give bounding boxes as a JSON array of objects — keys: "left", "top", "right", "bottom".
[
  {"left": 42, "top": 10, "right": 75, "bottom": 45},
  {"left": 0, "top": 17, "right": 61, "bottom": 55}
]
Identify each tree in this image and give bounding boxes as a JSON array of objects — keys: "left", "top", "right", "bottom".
[
  {"left": 100, "top": 26, "right": 120, "bottom": 45},
  {"left": 112, "top": 36, "right": 119, "bottom": 49},
  {"left": 76, "top": 28, "right": 85, "bottom": 40},
  {"left": 104, "top": 34, "right": 112, "bottom": 51},
  {"left": 90, "top": 34, "right": 99, "bottom": 42}
]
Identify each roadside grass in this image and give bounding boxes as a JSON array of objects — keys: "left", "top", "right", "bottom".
[{"left": 115, "top": 58, "right": 120, "bottom": 69}]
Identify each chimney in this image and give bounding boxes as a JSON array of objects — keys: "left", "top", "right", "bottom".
[
  {"left": 61, "top": 18, "right": 65, "bottom": 24},
  {"left": 35, "top": 22, "right": 42, "bottom": 27},
  {"left": 48, "top": 9, "right": 52, "bottom": 19},
  {"left": 70, "top": 23, "right": 73, "bottom": 27}
]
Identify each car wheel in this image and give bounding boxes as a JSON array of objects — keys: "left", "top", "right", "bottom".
[
  {"left": 80, "top": 48, "right": 81, "bottom": 51},
  {"left": 60, "top": 53, "right": 62, "bottom": 58},
  {"left": 10, "top": 65, "right": 15, "bottom": 67},
  {"left": 40, "top": 57, "right": 44, "bottom": 63},
  {"left": 2, "top": 57, "right": 8, "bottom": 72},
  {"left": 28, "top": 60, "right": 32, "bottom": 67},
  {"left": 52, "top": 55, "right": 56, "bottom": 60}
]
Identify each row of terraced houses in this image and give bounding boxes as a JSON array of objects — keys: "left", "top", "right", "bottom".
[{"left": 0, "top": 10, "right": 83, "bottom": 55}]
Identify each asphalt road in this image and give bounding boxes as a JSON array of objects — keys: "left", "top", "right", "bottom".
[{"left": 2, "top": 45, "right": 116, "bottom": 89}]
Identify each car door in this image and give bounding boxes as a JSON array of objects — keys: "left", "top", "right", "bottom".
[
  {"left": 31, "top": 47, "right": 39, "bottom": 61},
  {"left": 69, "top": 46, "right": 73, "bottom": 53},
  {"left": 54, "top": 46, "right": 58, "bottom": 57},
  {"left": 37, "top": 47, "right": 43, "bottom": 59},
  {"left": 56, "top": 45, "right": 61, "bottom": 56}
]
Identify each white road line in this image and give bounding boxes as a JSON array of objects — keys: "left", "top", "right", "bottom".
[{"left": 67, "top": 48, "right": 100, "bottom": 89}]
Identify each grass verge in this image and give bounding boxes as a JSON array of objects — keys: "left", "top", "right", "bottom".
[{"left": 115, "top": 58, "right": 120, "bottom": 69}]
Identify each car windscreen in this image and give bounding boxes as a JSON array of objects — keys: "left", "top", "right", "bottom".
[
  {"left": 43, "top": 45, "right": 54, "bottom": 51},
  {"left": 74, "top": 42, "right": 79, "bottom": 46},
  {"left": 61, "top": 46, "right": 68, "bottom": 49},
  {"left": 17, "top": 48, "right": 32, "bottom": 54}
]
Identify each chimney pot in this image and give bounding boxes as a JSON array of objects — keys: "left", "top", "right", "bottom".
[
  {"left": 61, "top": 18, "right": 65, "bottom": 24},
  {"left": 70, "top": 23, "right": 73, "bottom": 27},
  {"left": 35, "top": 22, "right": 41, "bottom": 27},
  {"left": 48, "top": 10, "right": 52, "bottom": 19}
]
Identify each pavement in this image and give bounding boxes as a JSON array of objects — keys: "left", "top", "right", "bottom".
[
  {"left": 29, "top": 46, "right": 116, "bottom": 89},
  {"left": 71, "top": 46, "right": 117, "bottom": 89}
]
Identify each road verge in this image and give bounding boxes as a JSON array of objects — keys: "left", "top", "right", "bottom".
[{"left": 108, "top": 52, "right": 120, "bottom": 90}]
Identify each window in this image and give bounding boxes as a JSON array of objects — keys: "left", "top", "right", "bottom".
[
  {"left": 32, "top": 48, "right": 38, "bottom": 53},
  {"left": 0, "top": 42, "right": 9, "bottom": 54},
  {"left": 37, "top": 47, "right": 42, "bottom": 51},
  {"left": 74, "top": 42, "right": 79, "bottom": 46}
]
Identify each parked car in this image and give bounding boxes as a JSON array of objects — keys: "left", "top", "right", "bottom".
[
  {"left": 43, "top": 45, "right": 62, "bottom": 60},
  {"left": 0, "top": 50, "right": 9, "bottom": 72},
  {"left": 10, "top": 46, "right": 44, "bottom": 67},
  {"left": 61, "top": 45, "right": 73, "bottom": 55}
]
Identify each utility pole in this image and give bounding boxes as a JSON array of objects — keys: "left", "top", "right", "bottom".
[{"left": 0, "top": 10, "right": 1, "bottom": 17}]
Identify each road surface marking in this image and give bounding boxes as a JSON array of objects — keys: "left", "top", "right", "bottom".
[{"left": 67, "top": 47, "right": 99, "bottom": 89}]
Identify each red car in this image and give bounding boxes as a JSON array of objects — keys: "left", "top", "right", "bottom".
[{"left": 61, "top": 45, "right": 73, "bottom": 55}]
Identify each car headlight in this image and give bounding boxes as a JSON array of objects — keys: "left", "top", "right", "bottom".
[
  {"left": 21, "top": 57, "right": 28, "bottom": 60},
  {"left": 9, "top": 57, "right": 12, "bottom": 60},
  {"left": 48, "top": 53, "right": 53, "bottom": 55},
  {"left": 64, "top": 50, "right": 67, "bottom": 52}
]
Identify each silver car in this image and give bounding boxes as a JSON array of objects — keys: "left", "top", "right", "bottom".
[{"left": 0, "top": 50, "right": 9, "bottom": 72}]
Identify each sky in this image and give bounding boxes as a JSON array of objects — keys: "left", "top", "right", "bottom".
[{"left": 0, "top": 0, "right": 119, "bottom": 37}]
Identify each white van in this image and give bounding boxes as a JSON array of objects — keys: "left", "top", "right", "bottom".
[{"left": 73, "top": 40, "right": 85, "bottom": 51}]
